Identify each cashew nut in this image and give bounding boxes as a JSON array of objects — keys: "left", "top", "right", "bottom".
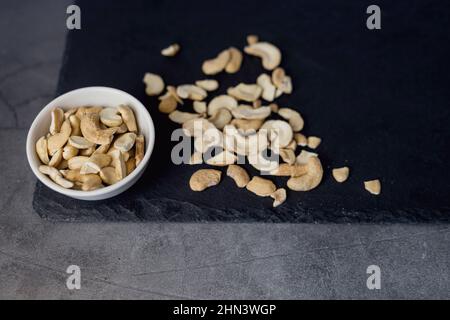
[
  {"left": 195, "top": 79, "right": 219, "bottom": 91},
  {"left": 287, "top": 156, "right": 323, "bottom": 191},
  {"left": 63, "top": 145, "right": 79, "bottom": 160},
  {"left": 92, "top": 143, "right": 111, "bottom": 155},
  {"left": 271, "top": 188, "right": 287, "bottom": 207},
  {"left": 205, "top": 150, "right": 237, "bottom": 166},
  {"left": 226, "top": 164, "right": 250, "bottom": 188},
  {"left": 39, "top": 165, "right": 74, "bottom": 189},
  {"left": 231, "top": 105, "right": 271, "bottom": 120},
  {"left": 80, "top": 113, "right": 118, "bottom": 145},
  {"left": 272, "top": 67, "right": 292, "bottom": 94},
  {"left": 111, "top": 150, "right": 127, "bottom": 180},
  {"left": 114, "top": 132, "right": 137, "bottom": 152},
  {"left": 193, "top": 101, "right": 207, "bottom": 114},
  {"left": 246, "top": 176, "right": 277, "bottom": 197},
  {"left": 169, "top": 110, "right": 202, "bottom": 124},
  {"left": 47, "top": 119, "right": 72, "bottom": 156},
  {"left": 69, "top": 115, "right": 81, "bottom": 136},
  {"left": 332, "top": 167, "right": 349, "bottom": 183},
  {"left": 307, "top": 136, "right": 321, "bottom": 149},
  {"left": 36, "top": 136, "right": 49, "bottom": 164},
  {"left": 364, "top": 179, "right": 381, "bottom": 195},
  {"left": 49, "top": 108, "right": 64, "bottom": 135},
  {"left": 99, "top": 166, "right": 120, "bottom": 185},
  {"left": 278, "top": 108, "right": 304, "bottom": 132},
  {"left": 189, "top": 169, "right": 222, "bottom": 191},
  {"left": 161, "top": 43, "right": 180, "bottom": 57},
  {"left": 68, "top": 136, "right": 95, "bottom": 149},
  {"left": 126, "top": 158, "right": 136, "bottom": 175},
  {"left": 158, "top": 95, "right": 178, "bottom": 114},
  {"left": 257, "top": 73, "right": 276, "bottom": 102},
  {"left": 227, "top": 83, "right": 262, "bottom": 102},
  {"left": 207, "top": 95, "right": 238, "bottom": 116},
  {"left": 117, "top": 105, "right": 138, "bottom": 133},
  {"left": 202, "top": 49, "right": 230, "bottom": 75},
  {"left": 100, "top": 108, "right": 123, "bottom": 127},
  {"left": 176, "top": 85, "right": 207, "bottom": 101},
  {"left": 48, "top": 149, "right": 63, "bottom": 168},
  {"left": 143, "top": 72, "right": 165, "bottom": 96},
  {"left": 225, "top": 47, "right": 243, "bottom": 73},
  {"left": 244, "top": 42, "right": 281, "bottom": 70}
]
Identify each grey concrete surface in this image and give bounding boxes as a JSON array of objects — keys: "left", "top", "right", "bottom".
[{"left": 0, "top": 1, "right": 448, "bottom": 299}]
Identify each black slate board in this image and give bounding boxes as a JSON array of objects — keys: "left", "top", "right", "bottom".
[{"left": 34, "top": 0, "right": 450, "bottom": 222}]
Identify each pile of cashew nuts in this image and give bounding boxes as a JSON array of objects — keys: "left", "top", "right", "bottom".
[
  {"left": 35, "top": 105, "right": 145, "bottom": 191},
  {"left": 148, "top": 36, "right": 380, "bottom": 207}
]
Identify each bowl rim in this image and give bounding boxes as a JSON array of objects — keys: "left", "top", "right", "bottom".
[{"left": 26, "top": 86, "right": 155, "bottom": 199}]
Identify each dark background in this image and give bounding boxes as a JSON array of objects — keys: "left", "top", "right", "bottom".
[
  {"left": 34, "top": 0, "right": 450, "bottom": 222},
  {"left": 0, "top": 0, "right": 449, "bottom": 299}
]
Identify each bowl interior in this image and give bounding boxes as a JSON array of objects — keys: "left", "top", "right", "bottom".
[{"left": 27, "top": 87, "right": 154, "bottom": 199}]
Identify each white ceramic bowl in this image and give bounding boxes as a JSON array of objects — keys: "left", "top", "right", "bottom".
[{"left": 26, "top": 87, "right": 155, "bottom": 200}]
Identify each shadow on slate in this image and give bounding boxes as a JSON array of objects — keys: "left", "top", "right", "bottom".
[{"left": 33, "top": 0, "right": 450, "bottom": 222}]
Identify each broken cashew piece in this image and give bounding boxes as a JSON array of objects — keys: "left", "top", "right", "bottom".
[
  {"left": 227, "top": 83, "right": 262, "bottom": 102},
  {"left": 364, "top": 179, "right": 381, "bottom": 195},
  {"left": 135, "top": 135, "right": 145, "bottom": 167},
  {"left": 287, "top": 156, "right": 323, "bottom": 191},
  {"left": 100, "top": 108, "right": 123, "bottom": 127},
  {"left": 294, "top": 133, "right": 307, "bottom": 146},
  {"left": 296, "top": 150, "right": 318, "bottom": 165},
  {"left": 195, "top": 79, "right": 219, "bottom": 92},
  {"left": 278, "top": 108, "right": 304, "bottom": 132},
  {"left": 189, "top": 169, "right": 222, "bottom": 191},
  {"left": 271, "top": 188, "right": 287, "bottom": 207},
  {"left": 231, "top": 105, "right": 271, "bottom": 120},
  {"left": 270, "top": 163, "right": 307, "bottom": 177},
  {"left": 36, "top": 136, "right": 50, "bottom": 164},
  {"left": 143, "top": 73, "right": 165, "bottom": 96},
  {"left": 226, "top": 165, "right": 250, "bottom": 188},
  {"left": 68, "top": 136, "right": 95, "bottom": 149},
  {"left": 169, "top": 110, "right": 202, "bottom": 124},
  {"left": 67, "top": 156, "right": 90, "bottom": 170},
  {"left": 118, "top": 105, "right": 138, "bottom": 133},
  {"left": 225, "top": 47, "right": 243, "bottom": 74},
  {"left": 114, "top": 132, "right": 137, "bottom": 152},
  {"left": 279, "top": 148, "right": 296, "bottom": 165},
  {"left": 202, "top": 49, "right": 230, "bottom": 75},
  {"left": 193, "top": 101, "right": 207, "bottom": 114},
  {"left": 244, "top": 42, "right": 281, "bottom": 70},
  {"left": 332, "top": 167, "right": 349, "bottom": 183},
  {"left": 307, "top": 136, "right": 321, "bottom": 149},
  {"left": 69, "top": 115, "right": 81, "bottom": 136},
  {"left": 48, "top": 149, "right": 63, "bottom": 168},
  {"left": 246, "top": 34, "right": 259, "bottom": 45},
  {"left": 176, "top": 85, "right": 207, "bottom": 101},
  {"left": 158, "top": 95, "right": 178, "bottom": 114},
  {"left": 99, "top": 167, "right": 120, "bottom": 185},
  {"left": 49, "top": 108, "right": 64, "bottom": 135},
  {"left": 246, "top": 176, "right": 277, "bottom": 197},
  {"left": 39, "top": 165, "right": 74, "bottom": 189},
  {"left": 161, "top": 43, "right": 180, "bottom": 57}
]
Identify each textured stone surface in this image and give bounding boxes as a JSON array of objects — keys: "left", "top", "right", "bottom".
[{"left": 0, "top": 0, "right": 449, "bottom": 299}]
